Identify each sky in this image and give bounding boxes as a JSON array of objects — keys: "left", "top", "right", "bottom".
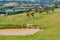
[
  {"left": 58, "top": 0, "right": 60, "bottom": 1},
  {"left": 0, "top": 0, "right": 59, "bottom": 1}
]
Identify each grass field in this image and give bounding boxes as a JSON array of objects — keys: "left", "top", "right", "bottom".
[{"left": 0, "top": 9, "right": 60, "bottom": 40}]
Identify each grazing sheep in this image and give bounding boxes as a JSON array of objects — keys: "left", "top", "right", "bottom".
[
  {"left": 23, "top": 24, "right": 45, "bottom": 30},
  {"left": 23, "top": 24, "right": 38, "bottom": 29}
]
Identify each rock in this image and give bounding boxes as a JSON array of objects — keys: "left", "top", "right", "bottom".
[{"left": 0, "top": 14, "right": 5, "bottom": 16}]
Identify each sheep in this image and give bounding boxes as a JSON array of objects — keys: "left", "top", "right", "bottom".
[{"left": 23, "top": 24, "right": 38, "bottom": 29}]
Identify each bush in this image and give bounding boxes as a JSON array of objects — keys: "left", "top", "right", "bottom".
[
  {"left": 0, "top": 24, "right": 44, "bottom": 29},
  {"left": 0, "top": 24, "right": 23, "bottom": 29}
]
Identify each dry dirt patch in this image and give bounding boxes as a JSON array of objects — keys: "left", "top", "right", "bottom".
[{"left": 0, "top": 29, "right": 41, "bottom": 36}]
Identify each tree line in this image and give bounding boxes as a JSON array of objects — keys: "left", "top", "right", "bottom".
[{"left": 26, "top": 5, "right": 57, "bottom": 18}]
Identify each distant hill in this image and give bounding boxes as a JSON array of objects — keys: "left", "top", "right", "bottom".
[
  {"left": 0, "top": 0, "right": 60, "bottom": 6},
  {"left": 0, "top": 1, "right": 35, "bottom": 6}
]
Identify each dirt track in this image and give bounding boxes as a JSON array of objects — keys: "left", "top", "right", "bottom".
[{"left": 0, "top": 29, "right": 40, "bottom": 36}]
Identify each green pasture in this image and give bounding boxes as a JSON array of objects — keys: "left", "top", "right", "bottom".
[{"left": 0, "top": 9, "right": 60, "bottom": 40}]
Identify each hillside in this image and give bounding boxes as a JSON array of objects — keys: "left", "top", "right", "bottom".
[
  {"left": 0, "top": 9, "right": 60, "bottom": 40},
  {"left": 0, "top": 0, "right": 60, "bottom": 5}
]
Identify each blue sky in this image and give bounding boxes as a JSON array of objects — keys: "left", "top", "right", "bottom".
[
  {"left": 0, "top": 0, "right": 51, "bottom": 1},
  {"left": 58, "top": 0, "right": 60, "bottom": 1}
]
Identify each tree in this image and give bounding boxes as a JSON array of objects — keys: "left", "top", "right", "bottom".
[
  {"left": 55, "top": 3, "right": 58, "bottom": 8},
  {"left": 54, "top": 0, "right": 58, "bottom": 8},
  {"left": 31, "top": 11, "right": 35, "bottom": 18},
  {"left": 26, "top": 12, "right": 30, "bottom": 18},
  {"left": 34, "top": 6, "right": 39, "bottom": 13}
]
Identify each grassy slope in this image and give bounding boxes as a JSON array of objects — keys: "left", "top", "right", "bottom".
[{"left": 0, "top": 10, "right": 60, "bottom": 40}]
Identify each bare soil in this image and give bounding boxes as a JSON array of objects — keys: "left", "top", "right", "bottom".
[{"left": 0, "top": 28, "right": 40, "bottom": 36}]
